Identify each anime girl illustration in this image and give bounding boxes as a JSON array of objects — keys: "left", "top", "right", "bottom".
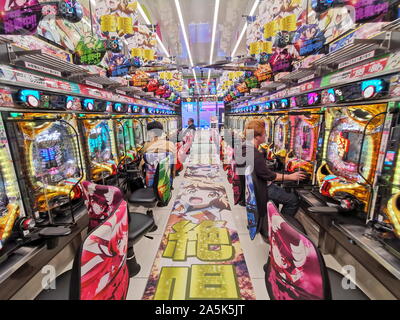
[
  {"left": 321, "top": 7, "right": 355, "bottom": 43},
  {"left": 2, "top": 0, "right": 37, "bottom": 11},
  {"left": 80, "top": 199, "right": 129, "bottom": 300},
  {"left": 266, "top": 203, "right": 325, "bottom": 300},
  {"left": 184, "top": 165, "right": 220, "bottom": 181},
  {"left": 171, "top": 181, "right": 230, "bottom": 224},
  {"left": 293, "top": 24, "right": 326, "bottom": 56}
]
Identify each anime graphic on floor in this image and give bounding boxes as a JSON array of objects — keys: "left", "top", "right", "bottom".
[{"left": 142, "top": 132, "right": 255, "bottom": 300}]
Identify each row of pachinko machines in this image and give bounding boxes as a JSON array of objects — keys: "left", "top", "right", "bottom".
[
  {"left": 225, "top": 79, "right": 400, "bottom": 298},
  {"left": 0, "top": 96, "right": 180, "bottom": 263}
]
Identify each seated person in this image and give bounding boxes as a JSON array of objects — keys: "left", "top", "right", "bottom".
[
  {"left": 240, "top": 119, "right": 307, "bottom": 218},
  {"left": 140, "top": 121, "right": 177, "bottom": 178}
]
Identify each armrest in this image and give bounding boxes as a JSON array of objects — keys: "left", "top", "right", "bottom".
[{"left": 307, "top": 206, "right": 340, "bottom": 214}]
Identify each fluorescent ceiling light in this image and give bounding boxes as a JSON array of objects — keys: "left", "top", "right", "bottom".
[
  {"left": 192, "top": 69, "right": 200, "bottom": 94},
  {"left": 209, "top": 0, "right": 220, "bottom": 65},
  {"left": 175, "top": 0, "right": 194, "bottom": 67},
  {"left": 137, "top": 2, "right": 170, "bottom": 57},
  {"left": 231, "top": 0, "right": 260, "bottom": 58}
]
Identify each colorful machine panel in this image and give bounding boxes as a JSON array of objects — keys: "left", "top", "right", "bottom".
[
  {"left": 317, "top": 104, "right": 387, "bottom": 213},
  {"left": 273, "top": 115, "right": 290, "bottom": 160},
  {"left": 14, "top": 114, "right": 83, "bottom": 213},
  {"left": 81, "top": 118, "right": 117, "bottom": 181},
  {"left": 286, "top": 112, "right": 321, "bottom": 175},
  {"left": 374, "top": 103, "right": 400, "bottom": 239},
  {"left": 0, "top": 116, "right": 25, "bottom": 251},
  {"left": 115, "top": 118, "right": 136, "bottom": 163}
]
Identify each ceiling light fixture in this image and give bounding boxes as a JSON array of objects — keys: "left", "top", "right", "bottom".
[
  {"left": 209, "top": 0, "right": 220, "bottom": 65},
  {"left": 208, "top": 0, "right": 220, "bottom": 83},
  {"left": 175, "top": 0, "right": 194, "bottom": 67},
  {"left": 137, "top": 2, "right": 170, "bottom": 57},
  {"left": 231, "top": 0, "right": 260, "bottom": 58}
]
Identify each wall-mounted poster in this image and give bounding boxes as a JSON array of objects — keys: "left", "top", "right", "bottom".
[
  {"left": 36, "top": 0, "right": 91, "bottom": 51},
  {"left": 316, "top": 6, "right": 355, "bottom": 44}
]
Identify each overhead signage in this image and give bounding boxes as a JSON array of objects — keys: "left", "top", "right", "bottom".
[
  {"left": 322, "top": 56, "right": 389, "bottom": 86},
  {"left": 338, "top": 50, "right": 376, "bottom": 69},
  {"left": 24, "top": 62, "right": 62, "bottom": 77},
  {"left": 0, "top": 65, "right": 155, "bottom": 106},
  {"left": 85, "top": 80, "right": 103, "bottom": 89}
]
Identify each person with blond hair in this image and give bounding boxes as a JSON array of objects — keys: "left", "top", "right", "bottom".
[{"left": 240, "top": 119, "right": 306, "bottom": 218}]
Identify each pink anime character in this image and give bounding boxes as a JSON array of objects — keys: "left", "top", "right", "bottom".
[
  {"left": 79, "top": 200, "right": 129, "bottom": 300},
  {"left": 81, "top": 181, "right": 124, "bottom": 231},
  {"left": 265, "top": 202, "right": 326, "bottom": 300}
]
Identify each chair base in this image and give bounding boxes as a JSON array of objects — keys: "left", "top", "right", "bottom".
[
  {"left": 127, "top": 253, "right": 141, "bottom": 278},
  {"left": 146, "top": 210, "right": 158, "bottom": 232}
]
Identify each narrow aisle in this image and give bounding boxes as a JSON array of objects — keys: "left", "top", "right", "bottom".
[{"left": 141, "top": 130, "right": 256, "bottom": 300}]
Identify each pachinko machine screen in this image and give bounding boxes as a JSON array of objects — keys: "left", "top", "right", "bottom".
[
  {"left": 292, "top": 115, "right": 320, "bottom": 162},
  {"left": 265, "top": 118, "right": 273, "bottom": 144},
  {"left": 15, "top": 118, "right": 82, "bottom": 214},
  {"left": 83, "top": 120, "right": 116, "bottom": 181},
  {"left": 326, "top": 116, "right": 382, "bottom": 183},
  {"left": 274, "top": 116, "right": 289, "bottom": 153},
  {"left": 116, "top": 119, "right": 136, "bottom": 162},
  {"left": 134, "top": 120, "right": 144, "bottom": 147},
  {"left": 319, "top": 105, "right": 387, "bottom": 213}
]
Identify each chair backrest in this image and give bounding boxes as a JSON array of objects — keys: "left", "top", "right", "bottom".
[
  {"left": 265, "top": 201, "right": 331, "bottom": 300},
  {"left": 244, "top": 166, "right": 268, "bottom": 240},
  {"left": 70, "top": 198, "right": 129, "bottom": 300},
  {"left": 81, "top": 181, "right": 124, "bottom": 231},
  {"left": 143, "top": 152, "right": 171, "bottom": 187},
  {"left": 152, "top": 155, "right": 172, "bottom": 206}
]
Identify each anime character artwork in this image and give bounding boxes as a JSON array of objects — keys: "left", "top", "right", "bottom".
[
  {"left": 170, "top": 181, "right": 231, "bottom": 224},
  {"left": 79, "top": 197, "right": 129, "bottom": 300},
  {"left": 184, "top": 164, "right": 221, "bottom": 182},
  {"left": 265, "top": 202, "right": 326, "bottom": 300}
]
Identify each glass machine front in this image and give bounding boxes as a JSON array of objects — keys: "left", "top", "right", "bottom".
[
  {"left": 317, "top": 104, "right": 387, "bottom": 213},
  {"left": 114, "top": 117, "right": 137, "bottom": 164},
  {"left": 81, "top": 117, "right": 117, "bottom": 183},
  {"left": 259, "top": 116, "right": 274, "bottom": 157},
  {"left": 0, "top": 116, "right": 25, "bottom": 255},
  {"left": 286, "top": 112, "right": 322, "bottom": 177},
  {"left": 133, "top": 119, "right": 144, "bottom": 150},
  {"left": 13, "top": 114, "right": 83, "bottom": 215},
  {"left": 272, "top": 114, "right": 291, "bottom": 167}
]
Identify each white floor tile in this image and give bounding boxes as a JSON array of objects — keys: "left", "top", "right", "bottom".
[
  {"left": 237, "top": 233, "right": 269, "bottom": 279},
  {"left": 252, "top": 278, "right": 270, "bottom": 300},
  {"left": 134, "top": 234, "right": 163, "bottom": 278},
  {"left": 126, "top": 278, "right": 148, "bottom": 300}
]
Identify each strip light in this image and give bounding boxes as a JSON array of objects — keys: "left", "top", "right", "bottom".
[
  {"left": 193, "top": 69, "right": 200, "bottom": 95},
  {"left": 231, "top": 0, "right": 260, "bottom": 58},
  {"left": 175, "top": 0, "right": 194, "bottom": 67},
  {"left": 137, "top": 2, "right": 170, "bottom": 57},
  {"left": 208, "top": 0, "right": 220, "bottom": 83}
]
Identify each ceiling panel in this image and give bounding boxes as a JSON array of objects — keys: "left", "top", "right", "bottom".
[{"left": 139, "top": 0, "right": 255, "bottom": 69}]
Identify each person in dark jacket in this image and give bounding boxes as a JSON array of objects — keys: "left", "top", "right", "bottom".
[
  {"left": 238, "top": 119, "right": 307, "bottom": 217},
  {"left": 187, "top": 118, "right": 196, "bottom": 131}
]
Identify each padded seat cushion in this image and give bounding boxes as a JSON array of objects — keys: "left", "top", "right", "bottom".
[
  {"left": 128, "top": 188, "right": 157, "bottom": 205},
  {"left": 129, "top": 213, "right": 155, "bottom": 244},
  {"left": 327, "top": 268, "right": 369, "bottom": 300},
  {"left": 35, "top": 270, "right": 72, "bottom": 300}
]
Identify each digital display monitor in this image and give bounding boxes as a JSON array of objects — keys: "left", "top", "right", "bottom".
[{"left": 342, "top": 132, "right": 363, "bottom": 163}]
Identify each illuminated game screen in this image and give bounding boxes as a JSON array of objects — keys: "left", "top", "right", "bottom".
[
  {"left": 117, "top": 121, "right": 134, "bottom": 152},
  {"left": 327, "top": 124, "right": 372, "bottom": 182},
  {"left": 293, "top": 121, "right": 314, "bottom": 161},
  {"left": 88, "top": 121, "right": 113, "bottom": 164},
  {"left": 274, "top": 119, "right": 288, "bottom": 152},
  {"left": 134, "top": 121, "right": 144, "bottom": 146},
  {"left": 32, "top": 124, "right": 80, "bottom": 184},
  {"left": 342, "top": 132, "right": 364, "bottom": 163},
  {"left": 0, "top": 172, "right": 8, "bottom": 215}
]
